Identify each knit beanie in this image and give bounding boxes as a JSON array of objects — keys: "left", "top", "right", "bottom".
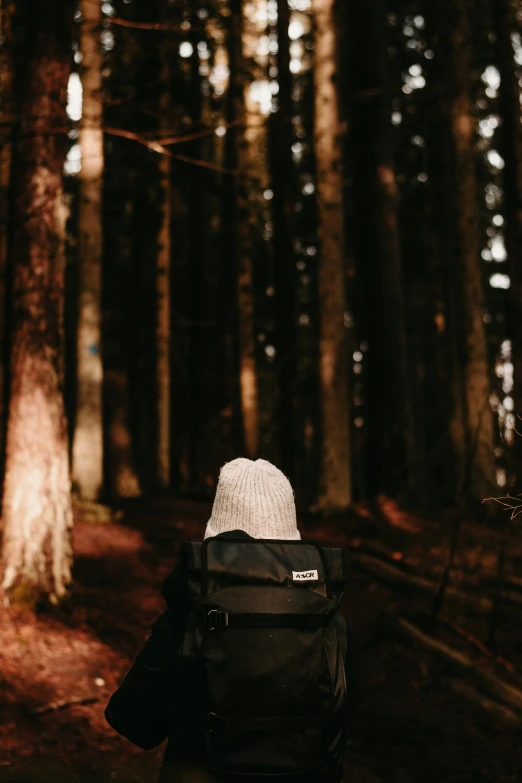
[{"left": 204, "top": 458, "right": 301, "bottom": 541}]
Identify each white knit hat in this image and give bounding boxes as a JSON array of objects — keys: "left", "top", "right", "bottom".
[{"left": 204, "top": 458, "right": 301, "bottom": 540}]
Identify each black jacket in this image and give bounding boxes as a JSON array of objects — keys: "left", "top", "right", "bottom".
[{"left": 105, "top": 531, "right": 353, "bottom": 782}]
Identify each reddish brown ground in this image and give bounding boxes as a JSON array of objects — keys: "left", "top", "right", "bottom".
[{"left": 0, "top": 498, "right": 521, "bottom": 782}]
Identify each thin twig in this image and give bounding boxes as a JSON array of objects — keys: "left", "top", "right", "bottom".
[
  {"left": 170, "top": 152, "right": 237, "bottom": 176},
  {"left": 484, "top": 493, "right": 522, "bottom": 520},
  {"left": 105, "top": 126, "right": 170, "bottom": 154},
  {"left": 158, "top": 119, "right": 244, "bottom": 147},
  {"left": 109, "top": 16, "right": 194, "bottom": 32}
]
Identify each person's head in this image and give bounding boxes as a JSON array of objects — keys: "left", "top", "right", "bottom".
[{"left": 204, "top": 458, "right": 300, "bottom": 541}]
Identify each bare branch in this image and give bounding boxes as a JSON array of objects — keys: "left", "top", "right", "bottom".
[
  {"left": 158, "top": 119, "right": 244, "bottom": 147},
  {"left": 109, "top": 16, "right": 196, "bottom": 32},
  {"left": 171, "top": 152, "right": 237, "bottom": 176},
  {"left": 105, "top": 127, "right": 237, "bottom": 176},
  {"left": 484, "top": 494, "right": 522, "bottom": 520},
  {"left": 105, "top": 126, "right": 170, "bottom": 154}
]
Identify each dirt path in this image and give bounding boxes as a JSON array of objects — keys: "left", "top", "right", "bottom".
[{"left": 1, "top": 499, "right": 521, "bottom": 782}]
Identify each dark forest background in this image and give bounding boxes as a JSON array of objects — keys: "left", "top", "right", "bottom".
[
  {"left": 3, "top": 3, "right": 522, "bottom": 780},
  {"left": 65, "top": 0, "right": 522, "bottom": 509},
  {"left": 2, "top": 0, "right": 522, "bottom": 598}
]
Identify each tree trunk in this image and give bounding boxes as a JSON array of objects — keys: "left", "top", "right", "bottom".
[
  {"left": 217, "top": 6, "right": 243, "bottom": 468},
  {"left": 448, "top": 0, "right": 496, "bottom": 500},
  {"left": 156, "top": 32, "right": 172, "bottom": 490},
  {"left": 349, "top": 0, "right": 418, "bottom": 501},
  {"left": 156, "top": 157, "right": 171, "bottom": 488},
  {"left": 73, "top": 0, "right": 104, "bottom": 501},
  {"left": 234, "top": 0, "right": 269, "bottom": 459},
  {"left": 424, "top": 7, "right": 468, "bottom": 506},
  {"left": 312, "top": 0, "right": 352, "bottom": 510},
  {"left": 0, "top": 0, "right": 74, "bottom": 605},
  {"left": 187, "top": 41, "right": 206, "bottom": 487},
  {"left": 0, "top": 0, "right": 16, "bottom": 502},
  {"left": 103, "top": 191, "right": 142, "bottom": 501},
  {"left": 271, "top": 0, "right": 298, "bottom": 481},
  {"left": 101, "top": 19, "right": 141, "bottom": 501},
  {"left": 497, "top": 0, "right": 522, "bottom": 483}
]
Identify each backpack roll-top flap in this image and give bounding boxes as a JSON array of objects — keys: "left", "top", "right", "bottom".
[
  {"left": 202, "top": 538, "right": 329, "bottom": 597},
  {"left": 183, "top": 538, "right": 346, "bottom": 599}
]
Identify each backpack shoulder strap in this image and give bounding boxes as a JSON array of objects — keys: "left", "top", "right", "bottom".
[
  {"left": 177, "top": 542, "right": 203, "bottom": 657},
  {"left": 323, "top": 546, "right": 348, "bottom": 605},
  {"left": 180, "top": 541, "right": 202, "bottom": 602}
]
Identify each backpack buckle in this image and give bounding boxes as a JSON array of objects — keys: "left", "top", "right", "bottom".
[{"left": 207, "top": 610, "right": 228, "bottom": 630}]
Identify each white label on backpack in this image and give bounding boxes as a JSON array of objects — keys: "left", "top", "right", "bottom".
[{"left": 292, "top": 570, "right": 319, "bottom": 581}]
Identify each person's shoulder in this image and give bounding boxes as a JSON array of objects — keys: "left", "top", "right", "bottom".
[
  {"left": 213, "top": 530, "right": 253, "bottom": 541},
  {"left": 161, "top": 559, "right": 185, "bottom": 604}
]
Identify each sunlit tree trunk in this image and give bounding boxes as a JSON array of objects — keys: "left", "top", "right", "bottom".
[
  {"left": 73, "top": 0, "right": 104, "bottom": 501},
  {"left": 350, "top": 0, "right": 418, "bottom": 500},
  {"left": 0, "top": 0, "right": 74, "bottom": 604},
  {"left": 497, "top": 0, "right": 522, "bottom": 483},
  {"left": 234, "top": 0, "right": 270, "bottom": 459},
  {"left": 312, "top": 0, "right": 352, "bottom": 510},
  {"left": 449, "top": 0, "right": 495, "bottom": 499},
  {"left": 0, "top": 0, "right": 16, "bottom": 495},
  {"left": 156, "top": 35, "right": 171, "bottom": 489}
]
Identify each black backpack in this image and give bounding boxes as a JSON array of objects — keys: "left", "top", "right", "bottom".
[{"left": 178, "top": 536, "right": 349, "bottom": 781}]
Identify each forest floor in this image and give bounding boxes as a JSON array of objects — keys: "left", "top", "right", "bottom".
[{"left": 1, "top": 497, "right": 522, "bottom": 783}]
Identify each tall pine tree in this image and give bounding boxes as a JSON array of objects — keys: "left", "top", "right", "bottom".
[
  {"left": 312, "top": 0, "right": 352, "bottom": 511},
  {"left": 73, "top": 0, "right": 105, "bottom": 501},
  {"left": 1, "top": 0, "right": 74, "bottom": 604}
]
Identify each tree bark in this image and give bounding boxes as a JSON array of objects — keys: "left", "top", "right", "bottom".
[
  {"left": 187, "top": 40, "right": 214, "bottom": 487},
  {"left": 101, "top": 17, "right": 141, "bottom": 501},
  {"left": 448, "top": 0, "right": 496, "bottom": 500},
  {"left": 349, "top": 0, "right": 418, "bottom": 501},
  {"left": 424, "top": 7, "right": 467, "bottom": 506},
  {"left": 73, "top": 0, "right": 104, "bottom": 501},
  {"left": 497, "top": 0, "right": 522, "bottom": 483},
  {"left": 271, "top": 0, "right": 298, "bottom": 482},
  {"left": 156, "top": 157, "right": 171, "bottom": 488},
  {"left": 103, "top": 189, "right": 142, "bottom": 500},
  {"left": 217, "top": 5, "right": 243, "bottom": 467},
  {"left": 234, "top": 0, "right": 269, "bottom": 459},
  {"left": 0, "top": 0, "right": 74, "bottom": 604},
  {"left": 0, "top": 0, "right": 16, "bottom": 504},
  {"left": 312, "top": 0, "right": 352, "bottom": 510},
  {"left": 156, "top": 31, "right": 172, "bottom": 490}
]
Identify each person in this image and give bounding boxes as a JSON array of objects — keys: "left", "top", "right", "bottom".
[{"left": 105, "top": 458, "right": 352, "bottom": 782}]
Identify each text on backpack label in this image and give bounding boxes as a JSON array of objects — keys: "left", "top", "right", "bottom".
[{"left": 292, "top": 569, "right": 319, "bottom": 581}]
